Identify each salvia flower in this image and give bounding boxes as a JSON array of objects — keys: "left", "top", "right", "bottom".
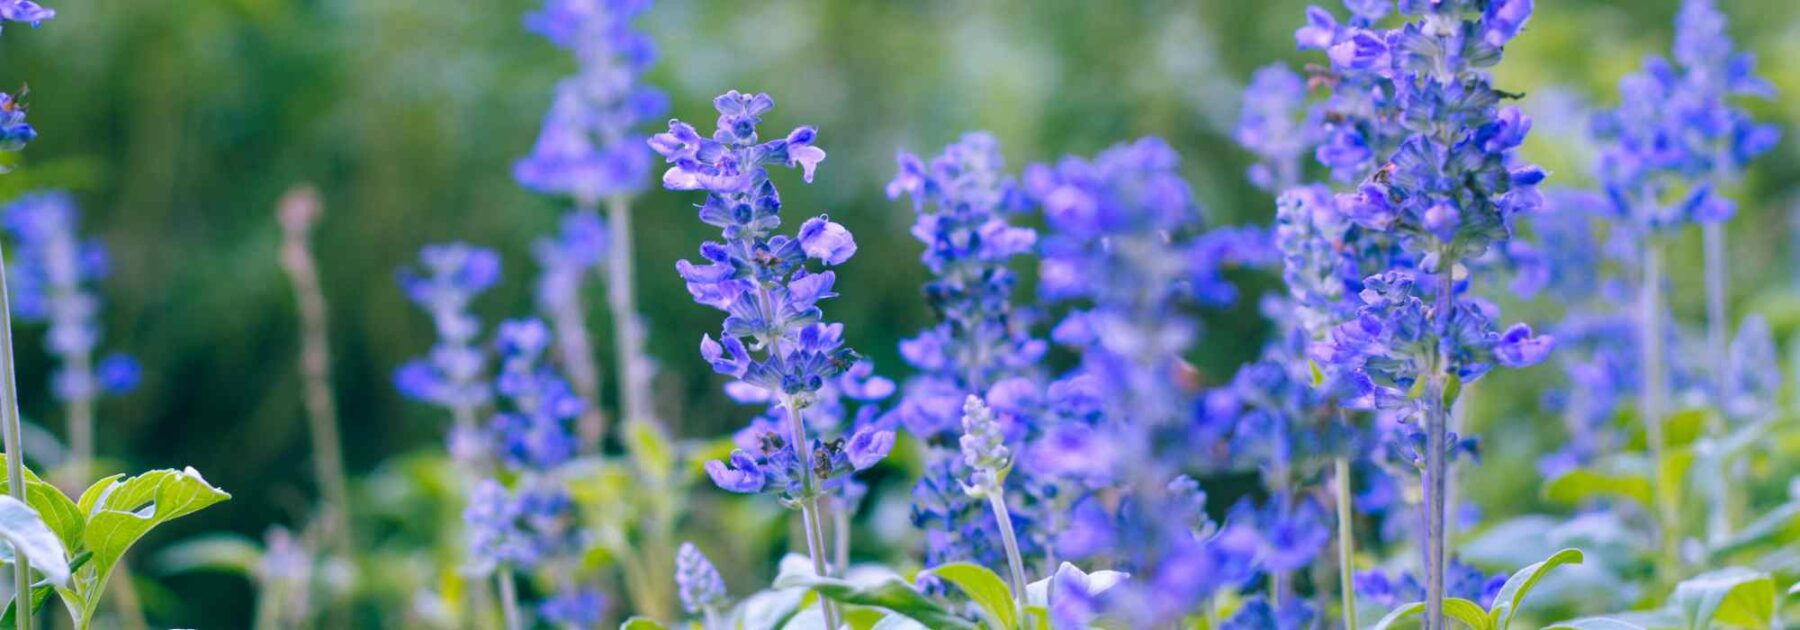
[
  {"left": 1236, "top": 63, "right": 1323, "bottom": 192},
  {"left": 515, "top": 0, "right": 666, "bottom": 203},
  {"left": 1591, "top": 0, "right": 1778, "bottom": 230},
  {"left": 395, "top": 244, "right": 501, "bottom": 410},
  {"left": 958, "top": 395, "right": 1010, "bottom": 496},
  {"left": 4, "top": 191, "right": 139, "bottom": 402},
  {"left": 654, "top": 90, "right": 894, "bottom": 499},
  {"left": 538, "top": 588, "right": 606, "bottom": 627},
  {"left": 0, "top": 92, "right": 36, "bottom": 152},
  {"left": 889, "top": 132, "right": 1044, "bottom": 442},
  {"left": 490, "top": 318, "right": 584, "bottom": 472},
  {"left": 675, "top": 541, "right": 728, "bottom": 615},
  {"left": 0, "top": 0, "right": 51, "bottom": 29}
]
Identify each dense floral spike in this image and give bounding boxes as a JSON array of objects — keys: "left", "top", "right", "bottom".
[
  {"left": 538, "top": 588, "right": 606, "bottom": 627},
  {"left": 1236, "top": 63, "right": 1324, "bottom": 192},
  {"left": 1591, "top": 0, "right": 1777, "bottom": 230},
  {"left": 490, "top": 319, "right": 584, "bottom": 472},
  {"left": 4, "top": 191, "right": 140, "bottom": 402},
  {"left": 675, "top": 542, "right": 728, "bottom": 615},
  {"left": 462, "top": 478, "right": 578, "bottom": 575},
  {"left": 1017, "top": 137, "right": 1268, "bottom": 625},
  {"left": 395, "top": 243, "right": 502, "bottom": 461},
  {"left": 1294, "top": 0, "right": 1552, "bottom": 625},
  {"left": 516, "top": 0, "right": 666, "bottom": 203},
  {"left": 655, "top": 91, "right": 887, "bottom": 628},
  {"left": 889, "top": 132, "right": 1042, "bottom": 439}
]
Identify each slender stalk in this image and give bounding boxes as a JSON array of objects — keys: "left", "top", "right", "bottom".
[
  {"left": 557, "top": 201, "right": 609, "bottom": 452},
  {"left": 986, "top": 491, "right": 1030, "bottom": 617},
  {"left": 1701, "top": 222, "right": 1734, "bottom": 544},
  {"left": 497, "top": 567, "right": 523, "bottom": 630},
  {"left": 63, "top": 362, "right": 90, "bottom": 489},
  {"left": 1422, "top": 250, "right": 1455, "bottom": 630},
  {"left": 781, "top": 397, "right": 839, "bottom": 630},
  {"left": 1639, "top": 235, "right": 1678, "bottom": 583},
  {"left": 1334, "top": 457, "right": 1358, "bottom": 630},
  {"left": 278, "top": 186, "right": 354, "bottom": 557},
  {"left": 0, "top": 241, "right": 33, "bottom": 630},
  {"left": 831, "top": 497, "right": 849, "bottom": 575},
  {"left": 605, "top": 195, "right": 653, "bottom": 428}
]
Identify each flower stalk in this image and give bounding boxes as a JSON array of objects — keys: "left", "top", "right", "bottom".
[
  {"left": 0, "top": 239, "right": 33, "bottom": 630},
  {"left": 1639, "top": 233, "right": 1678, "bottom": 583},
  {"left": 782, "top": 396, "right": 840, "bottom": 630},
  {"left": 1334, "top": 456, "right": 1357, "bottom": 630},
  {"left": 277, "top": 185, "right": 354, "bottom": 558}
]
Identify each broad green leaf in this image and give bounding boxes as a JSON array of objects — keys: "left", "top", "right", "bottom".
[
  {"left": 1488, "top": 548, "right": 1585, "bottom": 629},
  {"left": 0, "top": 495, "right": 71, "bottom": 587},
  {"left": 0, "top": 550, "right": 86, "bottom": 627},
  {"left": 772, "top": 570, "right": 976, "bottom": 630},
  {"left": 734, "top": 585, "right": 807, "bottom": 630},
  {"left": 1706, "top": 501, "right": 1800, "bottom": 560},
  {"left": 1371, "top": 598, "right": 1491, "bottom": 630},
  {"left": 1543, "top": 469, "right": 1652, "bottom": 507},
  {"left": 0, "top": 464, "right": 83, "bottom": 549},
  {"left": 1671, "top": 567, "right": 1775, "bottom": 630},
  {"left": 58, "top": 467, "right": 231, "bottom": 630},
  {"left": 619, "top": 616, "right": 667, "bottom": 630},
  {"left": 922, "top": 562, "right": 1017, "bottom": 630},
  {"left": 151, "top": 533, "right": 262, "bottom": 577},
  {"left": 1372, "top": 602, "right": 1425, "bottom": 629},
  {"left": 870, "top": 613, "right": 930, "bottom": 630}
]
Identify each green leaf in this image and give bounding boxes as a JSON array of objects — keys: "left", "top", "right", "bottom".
[
  {"left": 1671, "top": 567, "right": 1775, "bottom": 630},
  {"left": 619, "top": 616, "right": 667, "bottom": 630},
  {"left": 735, "top": 586, "right": 807, "bottom": 630},
  {"left": 773, "top": 570, "right": 976, "bottom": 630},
  {"left": 0, "top": 495, "right": 71, "bottom": 587},
  {"left": 1443, "top": 371, "right": 1462, "bottom": 406},
  {"left": 0, "top": 551, "right": 88, "bottom": 628},
  {"left": 58, "top": 467, "right": 231, "bottom": 630},
  {"left": 1309, "top": 360, "right": 1325, "bottom": 388},
  {"left": 1371, "top": 599, "right": 1491, "bottom": 630},
  {"left": 1372, "top": 602, "right": 1425, "bottom": 629},
  {"left": 922, "top": 562, "right": 1017, "bottom": 630},
  {"left": 0, "top": 464, "right": 82, "bottom": 551},
  {"left": 1488, "top": 548, "right": 1584, "bottom": 629},
  {"left": 626, "top": 420, "right": 676, "bottom": 483},
  {"left": 870, "top": 613, "right": 930, "bottom": 630},
  {"left": 1543, "top": 469, "right": 1652, "bottom": 507}
]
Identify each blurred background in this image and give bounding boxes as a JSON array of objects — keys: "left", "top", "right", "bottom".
[{"left": 0, "top": 0, "right": 1794, "bottom": 625}]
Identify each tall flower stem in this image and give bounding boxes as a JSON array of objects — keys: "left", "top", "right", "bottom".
[
  {"left": 1700, "top": 221, "right": 1733, "bottom": 544},
  {"left": 0, "top": 242, "right": 33, "bottom": 630},
  {"left": 830, "top": 498, "right": 849, "bottom": 575},
  {"left": 986, "top": 490, "right": 1029, "bottom": 617},
  {"left": 1640, "top": 233, "right": 1677, "bottom": 584},
  {"left": 497, "top": 567, "right": 523, "bottom": 630},
  {"left": 1334, "top": 456, "right": 1358, "bottom": 630},
  {"left": 781, "top": 396, "right": 839, "bottom": 630},
  {"left": 278, "top": 186, "right": 354, "bottom": 556},
  {"left": 64, "top": 357, "right": 91, "bottom": 487},
  {"left": 606, "top": 195, "right": 652, "bottom": 429},
  {"left": 558, "top": 204, "right": 609, "bottom": 453},
  {"left": 1422, "top": 251, "right": 1455, "bottom": 630}
]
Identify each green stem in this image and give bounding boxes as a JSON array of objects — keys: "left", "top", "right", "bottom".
[
  {"left": 1640, "top": 235, "right": 1679, "bottom": 585},
  {"left": 497, "top": 567, "right": 523, "bottom": 630},
  {"left": 986, "top": 490, "right": 1029, "bottom": 618},
  {"left": 606, "top": 195, "right": 653, "bottom": 428},
  {"left": 781, "top": 397, "right": 839, "bottom": 630},
  {"left": 0, "top": 241, "right": 33, "bottom": 630},
  {"left": 1335, "top": 457, "right": 1358, "bottom": 630},
  {"left": 1423, "top": 248, "right": 1454, "bottom": 630}
]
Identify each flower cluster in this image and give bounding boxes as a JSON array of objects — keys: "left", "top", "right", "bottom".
[
  {"left": 1591, "top": 0, "right": 1778, "bottom": 230},
  {"left": 651, "top": 91, "right": 893, "bottom": 499},
  {"left": 675, "top": 541, "right": 728, "bottom": 615},
  {"left": 489, "top": 319, "right": 585, "bottom": 472},
  {"left": 1236, "top": 63, "right": 1324, "bottom": 192},
  {"left": 532, "top": 211, "right": 607, "bottom": 318},
  {"left": 515, "top": 0, "right": 667, "bottom": 204},
  {"left": 394, "top": 243, "right": 502, "bottom": 456},
  {"left": 4, "top": 191, "right": 140, "bottom": 401},
  {"left": 1293, "top": 0, "right": 1553, "bottom": 411},
  {"left": 888, "top": 132, "right": 1042, "bottom": 440}
]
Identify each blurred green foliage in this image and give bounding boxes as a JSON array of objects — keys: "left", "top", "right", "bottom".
[{"left": 0, "top": 0, "right": 1793, "bottom": 625}]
